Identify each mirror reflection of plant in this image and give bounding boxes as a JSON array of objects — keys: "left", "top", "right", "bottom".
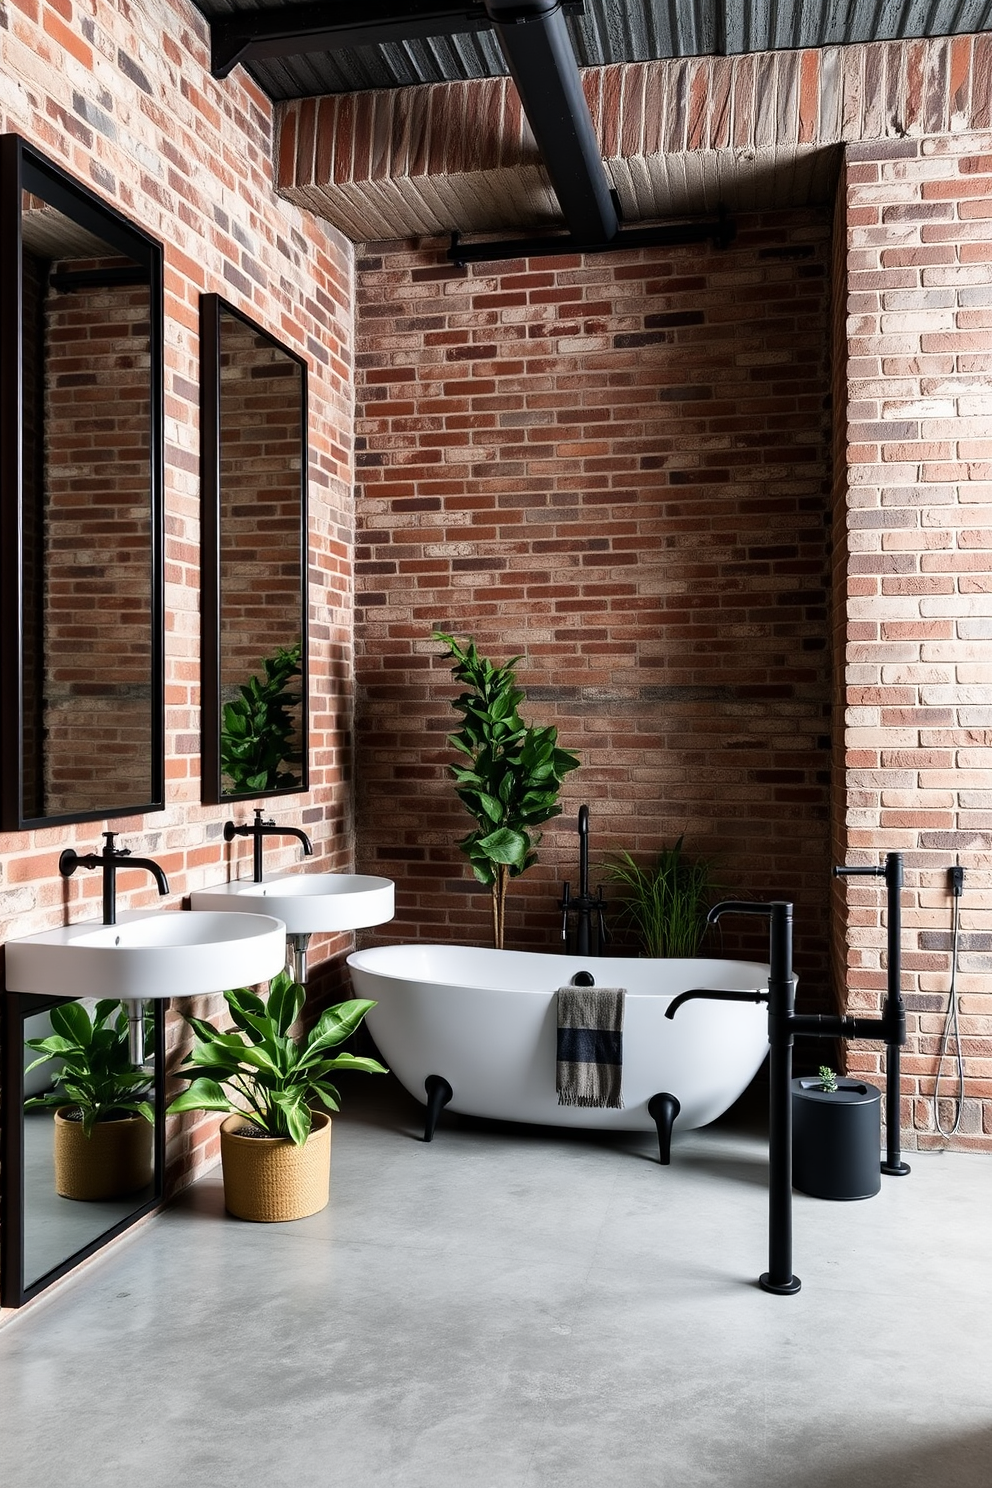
[
  {"left": 220, "top": 640, "right": 302, "bottom": 795},
  {"left": 165, "top": 971, "right": 386, "bottom": 1146},
  {"left": 601, "top": 835, "right": 722, "bottom": 958},
  {"left": 25, "top": 1001, "right": 154, "bottom": 1137},
  {"left": 432, "top": 631, "right": 580, "bottom": 950}
]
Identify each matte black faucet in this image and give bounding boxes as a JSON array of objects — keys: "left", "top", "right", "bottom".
[
  {"left": 560, "top": 804, "right": 607, "bottom": 956},
  {"left": 666, "top": 860, "right": 908, "bottom": 1294},
  {"left": 59, "top": 832, "right": 170, "bottom": 926},
  {"left": 224, "top": 808, "right": 313, "bottom": 883}
]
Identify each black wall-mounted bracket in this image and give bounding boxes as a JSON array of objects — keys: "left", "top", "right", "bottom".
[{"left": 448, "top": 209, "right": 736, "bottom": 265}]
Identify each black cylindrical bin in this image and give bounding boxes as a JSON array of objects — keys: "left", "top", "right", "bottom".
[{"left": 792, "top": 1078, "right": 881, "bottom": 1200}]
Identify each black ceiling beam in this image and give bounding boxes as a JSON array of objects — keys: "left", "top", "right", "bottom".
[
  {"left": 484, "top": 0, "right": 617, "bottom": 244},
  {"left": 211, "top": 1, "right": 488, "bottom": 78},
  {"left": 447, "top": 211, "right": 735, "bottom": 265},
  {"left": 210, "top": 0, "right": 585, "bottom": 80}
]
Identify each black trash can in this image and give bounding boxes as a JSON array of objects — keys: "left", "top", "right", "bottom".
[{"left": 792, "top": 1077, "right": 881, "bottom": 1200}]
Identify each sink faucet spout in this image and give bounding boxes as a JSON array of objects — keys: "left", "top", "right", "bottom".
[
  {"left": 224, "top": 809, "right": 314, "bottom": 883},
  {"left": 59, "top": 832, "right": 170, "bottom": 925}
]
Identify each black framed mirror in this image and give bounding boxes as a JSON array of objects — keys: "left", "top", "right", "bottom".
[
  {"left": 0, "top": 991, "right": 165, "bottom": 1308},
  {"left": 0, "top": 135, "right": 164, "bottom": 830},
  {"left": 200, "top": 294, "right": 308, "bottom": 804}
]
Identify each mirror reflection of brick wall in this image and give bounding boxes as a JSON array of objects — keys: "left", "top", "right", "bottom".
[
  {"left": 32, "top": 257, "right": 153, "bottom": 818},
  {"left": 218, "top": 312, "right": 303, "bottom": 759}
]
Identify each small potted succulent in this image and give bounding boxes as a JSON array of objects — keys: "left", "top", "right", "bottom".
[
  {"left": 792, "top": 1065, "right": 882, "bottom": 1200},
  {"left": 25, "top": 1000, "right": 154, "bottom": 1201},
  {"left": 166, "top": 971, "right": 386, "bottom": 1222}
]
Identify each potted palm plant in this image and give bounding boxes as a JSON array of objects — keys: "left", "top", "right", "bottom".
[
  {"left": 25, "top": 1000, "right": 154, "bottom": 1201},
  {"left": 166, "top": 971, "right": 386, "bottom": 1222}
]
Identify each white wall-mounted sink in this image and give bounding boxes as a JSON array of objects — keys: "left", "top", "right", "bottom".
[
  {"left": 4, "top": 910, "right": 287, "bottom": 1001},
  {"left": 190, "top": 874, "right": 395, "bottom": 935}
]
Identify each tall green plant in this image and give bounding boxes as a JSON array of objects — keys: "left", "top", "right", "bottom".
[
  {"left": 602, "top": 835, "right": 720, "bottom": 958},
  {"left": 433, "top": 631, "right": 580, "bottom": 949},
  {"left": 220, "top": 641, "right": 303, "bottom": 795}
]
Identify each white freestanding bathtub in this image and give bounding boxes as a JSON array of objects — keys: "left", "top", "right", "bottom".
[{"left": 348, "top": 943, "right": 770, "bottom": 1136}]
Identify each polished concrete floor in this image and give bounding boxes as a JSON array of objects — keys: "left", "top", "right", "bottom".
[{"left": 2, "top": 1074, "right": 990, "bottom": 1488}]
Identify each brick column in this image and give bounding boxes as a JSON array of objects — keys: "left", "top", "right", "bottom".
[{"left": 836, "top": 133, "right": 992, "bottom": 1149}]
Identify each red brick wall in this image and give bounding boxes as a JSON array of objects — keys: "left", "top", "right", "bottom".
[
  {"left": 0, "top": 0, "right": 355, "bottom": 1252},
  {"left": 836, "top": 133, "right": 992, "bottom": 1149},
  {"left": 39, "top": 270, "right": 154, "bottom": 815},
  {"left": 353, "top": 211, "right": 836, "bottom": 1011},
  {"left": 218, "top": 313, "right": 305, "bottom": 785}
]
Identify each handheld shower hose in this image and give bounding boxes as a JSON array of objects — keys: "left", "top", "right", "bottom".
[{"left": 934, "top": 865, "right": 965, "bottom": 1139}]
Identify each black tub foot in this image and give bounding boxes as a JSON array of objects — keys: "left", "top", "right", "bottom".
[
  {"left": 423, "top": 1075, "right": 453, "bottom": 1142},
  {"left": 648, "top": 1092, "right": 681, "bottom": 1165}
]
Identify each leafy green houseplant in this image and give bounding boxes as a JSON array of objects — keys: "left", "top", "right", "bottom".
[
  {"left": 601, "top": 835, "right": 721, "bottom": 958},
  {"left": 220, "top": 640, "right": 303, "bottom": 794},
  {"left": 25, "top": 1000, "right": 154, "bottom": 1200},
  {"left": 166, "top": 972, "right": 386, "bottom": 1221},
  {"left": 432, "top": 631, "right": 580, "bottom": 949},
  {"left": 25, "top": 1000, "right": 154, "bottom": 1135}
]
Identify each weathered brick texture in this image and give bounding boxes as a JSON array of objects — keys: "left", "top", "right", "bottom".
[
  {"left": 836, "top": 132, "right": 992, "bottom": 1150},
  {"left": 0, "top": 0, "right": 356, "bottom": 1254},
  {"left": 353, "top": 212, "right": 836, "bottom": 1010}
]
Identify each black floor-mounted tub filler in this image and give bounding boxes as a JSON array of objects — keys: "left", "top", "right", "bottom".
[{"left": 666, "top": 854, "right": 908, "bottom": 1294}]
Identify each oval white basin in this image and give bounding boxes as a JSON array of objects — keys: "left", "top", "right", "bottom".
[
  {"left": 4, "top": 910, "right": 287, "bottom": 1000},
  {"left": 190, "top": 873, "right": 395, "bottom": 935}
]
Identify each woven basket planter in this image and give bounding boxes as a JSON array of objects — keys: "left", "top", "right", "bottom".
[
  {"left": 54, "top": 1108, "right": 154, "bottom": 1201},
  {"left": 219, "top": 1110, "right": 332, "bottom": 1222}
]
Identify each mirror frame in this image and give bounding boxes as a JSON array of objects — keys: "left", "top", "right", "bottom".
[
  {"left": 200, "top": 293, "right": 309, "bottom": 805},
  {"left": 0, "top": 134, "right": 165, "bottom": 830},
  {"left": 0, "top": 990, "right": 166, "bottom": 1308}
]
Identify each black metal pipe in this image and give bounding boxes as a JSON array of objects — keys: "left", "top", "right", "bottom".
[
  {"left": 483, "top": 0, "right": 619, "bottom": 245},
  {"left": 683, "top": 899, "right": 801, "bottom": 1293},
  {"left": 448, "top": 216, "right": 734, "bottom": 265},
  {"left": 664, "top": 987, "right": 767, "bottom": 1020},
  {"left": 834, "top": 854, "right": 909, "bottom": 1176}
]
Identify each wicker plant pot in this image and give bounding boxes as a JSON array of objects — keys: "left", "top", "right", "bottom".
[
  {"left": 219, "top": 1111, "right": 332, "bottom": 1222},
  {"left": 54, "top": 1108, "right": 154, "bottom": 1201}
]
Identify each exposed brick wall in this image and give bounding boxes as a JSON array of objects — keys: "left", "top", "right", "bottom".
[
  {"left": 836, "top": 132, "right": 992, "bottom": 1150},
  {"left": 39, "top": 270, "right": 154, "bottom": 816},
  {"left": 353, "top": 210, "right": 836, "bottom": 1011},
  {"left": 218, "top": 312, "right": 305, "bottom": 784},
  {"left": 0, "top": 0, "right": 356, "bottom": 1287}
]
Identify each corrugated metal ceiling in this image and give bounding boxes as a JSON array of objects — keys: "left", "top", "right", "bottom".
[{"left": 194, "top": 0, "right": 992, "bottom": 99}]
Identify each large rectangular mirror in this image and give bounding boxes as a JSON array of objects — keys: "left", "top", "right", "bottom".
[
  {"left": 1, "top": 992, "right": 165, "bottom": 1308},
  {"left": 0, "top": 135, "right": 164, "bottom": 829},
  {"left": 200, "top": 294, "right": 308, "bottom": 803}
]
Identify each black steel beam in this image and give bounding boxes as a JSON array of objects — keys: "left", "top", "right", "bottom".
[
  {"left": 211, "top": 0, "right": 491, "bottom": 78},
  {"left": 484, "top": 0, "right": 618, "bottom": 244},
  {"left": 448, "top": 213, "right": 735, "bottom": 265}
]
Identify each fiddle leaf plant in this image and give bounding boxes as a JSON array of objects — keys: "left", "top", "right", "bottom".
[
  {"left": 165, "top": 971, "right": 387, "bottom": 1147},
  {"left": 433, "top": 631, "right": 580, "bottom": 949},
  {"left": 220, "top": 640, "right": 303, "bottom": 795},
  {"left": 25, "top": 1000, "right": 154, "bottom": 1138}
]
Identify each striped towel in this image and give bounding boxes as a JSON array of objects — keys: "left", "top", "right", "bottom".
[{"left": 556, "top": 986, "right": 625, "bottom": 1109}]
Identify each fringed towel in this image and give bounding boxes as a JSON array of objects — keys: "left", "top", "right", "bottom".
[{"left": 556, "top": 987, "right": 625, "bottom": 1109}]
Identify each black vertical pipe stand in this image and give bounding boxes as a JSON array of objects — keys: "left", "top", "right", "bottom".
[
  {"left": 760, "top": 903, "right": 802, "bottom": 1294},
  {"left": 834, "top": 853, "right": 910, "bottom": 1177}
]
